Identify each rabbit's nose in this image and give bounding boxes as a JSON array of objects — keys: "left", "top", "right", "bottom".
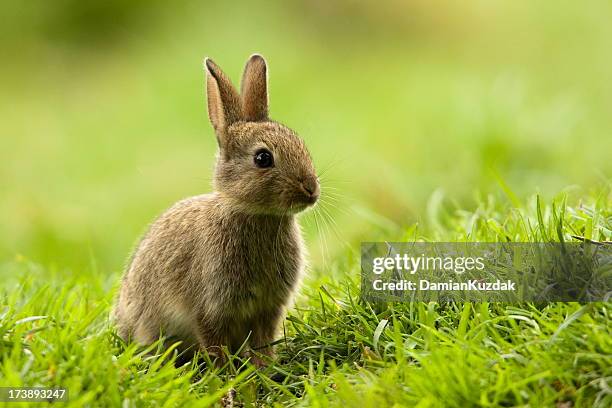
[{"left": 299, "top": 176, "right": 320, "bottom": 202}]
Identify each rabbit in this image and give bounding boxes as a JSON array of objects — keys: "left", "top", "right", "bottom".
[{"left": 114, "top": 54, "right": 319, "bottom": 366}]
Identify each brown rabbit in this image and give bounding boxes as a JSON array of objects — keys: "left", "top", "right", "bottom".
[{"left": 114, "top": 54, "right": 319, "bottom": 366}]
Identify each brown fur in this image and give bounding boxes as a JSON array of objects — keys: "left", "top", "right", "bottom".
[{"left": 114, "top": 55, "right": 319, "bottom": 364}]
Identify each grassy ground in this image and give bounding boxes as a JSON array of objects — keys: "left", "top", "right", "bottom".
[{"left": 1, "top": 190, "right": 610, "bottom": 407}]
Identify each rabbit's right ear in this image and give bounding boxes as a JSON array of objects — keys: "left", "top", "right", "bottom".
[
  {"left": 241, "top": 54, "right": 269, "bottom": 122},
  {"left": 204, "top": 58, "right": 241, "bottom": 143}
]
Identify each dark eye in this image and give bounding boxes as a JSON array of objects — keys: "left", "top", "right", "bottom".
[{"left": 254, "top": 149, "right": 274, "bottom": 168}]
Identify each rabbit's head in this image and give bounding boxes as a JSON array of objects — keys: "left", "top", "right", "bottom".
[{"left": 204, "top": 55, "right": 319, "bottom": 215}]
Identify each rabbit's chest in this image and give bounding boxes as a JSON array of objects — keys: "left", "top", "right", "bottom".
[
  {"left": 232, "top": 235, "right": 302, "bottom": 308},
  {"left": 196, "top": 214, "right": 305, "bottom": 318},
  {"left": 223, "top": 228, "right": 302, "bottom": 312}
]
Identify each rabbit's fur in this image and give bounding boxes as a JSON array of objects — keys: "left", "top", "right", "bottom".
[{"left": 114, "top": 55, "right": 319, "bottom": 364}]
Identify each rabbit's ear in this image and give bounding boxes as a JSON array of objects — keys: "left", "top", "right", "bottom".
[
  {"left": 205, "top": 58, "right": 242, "bottom": 138},
  {"left": 241, "top": 54, "right": 269, "bottom": 122}
]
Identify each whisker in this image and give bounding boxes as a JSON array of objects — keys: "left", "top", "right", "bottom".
[
  {"left": 320, "top": 211, "right": 332, "bottom": 266},
  {"left": 320, "top": 187, "right": 351, "bottom": 200},
  {"left": 319, "top": 203, "right": 346, "bottom": 242},
  {"left": 315, "top": 208, "right": 331, "bottom": 269},
  {"left": 319, "top": 197, "right": 351, "bottom": 217},
  {"left": 311, "top": 208, "right": 328, "bottom": 269},
  {"left": 318, "top": 176, "right": 354, "bottom": 185},
  {"left": 321, "top": 188, "right": 349, "bottom": 200},
  {"left": 320, "top": 193, "right": 344, "bottom": 204},
  {"left": 320, "top": 185, "right": 346, "bottom": 192},
  {"left": 316, "top": 156, "right": 345, "bottom": 178}
]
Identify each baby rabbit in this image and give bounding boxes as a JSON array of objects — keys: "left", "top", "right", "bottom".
[{"left": 114, "top": 55, "right": 319, "bottom": 366}]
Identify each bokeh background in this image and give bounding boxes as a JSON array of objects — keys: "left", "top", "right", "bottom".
[{"left": 1, "top": 1, "right": 611, "bottom": 274}]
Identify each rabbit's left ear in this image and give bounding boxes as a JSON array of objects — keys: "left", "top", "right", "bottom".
[
  {"left": 241, "top": 54, "right": 269, "bottom": 122},
  {"left": 205, "top": 58, "right": 242, "bottom": 136}
]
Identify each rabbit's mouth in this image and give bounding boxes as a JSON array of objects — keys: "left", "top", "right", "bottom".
[
  {"left": 275, "top": 176, "right": 319, "bottom": 214},
  {"left": 286, "top": 191, "right": 319, "bottom": 213},
  {"left": 284, "top": 177, "right": 319, "bottom": 211},
  {"left": 288, "top": 201, "right": 316, "bottom": 214},
  {"left": 298, "top": 194, "right": 319, "bottom": 208}
]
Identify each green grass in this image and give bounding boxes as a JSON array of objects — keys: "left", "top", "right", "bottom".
[{"left": 1, "top": 191, "right": 610, "bottom": 407}]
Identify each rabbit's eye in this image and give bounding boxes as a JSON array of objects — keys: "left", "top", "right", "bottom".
[{"left": 254, "top": 149, "right": 274, "bottom": 168}]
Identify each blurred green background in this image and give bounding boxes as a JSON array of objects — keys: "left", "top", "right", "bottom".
[{"left": 1, "top": 0, "right": 610, "bottom": 273}]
